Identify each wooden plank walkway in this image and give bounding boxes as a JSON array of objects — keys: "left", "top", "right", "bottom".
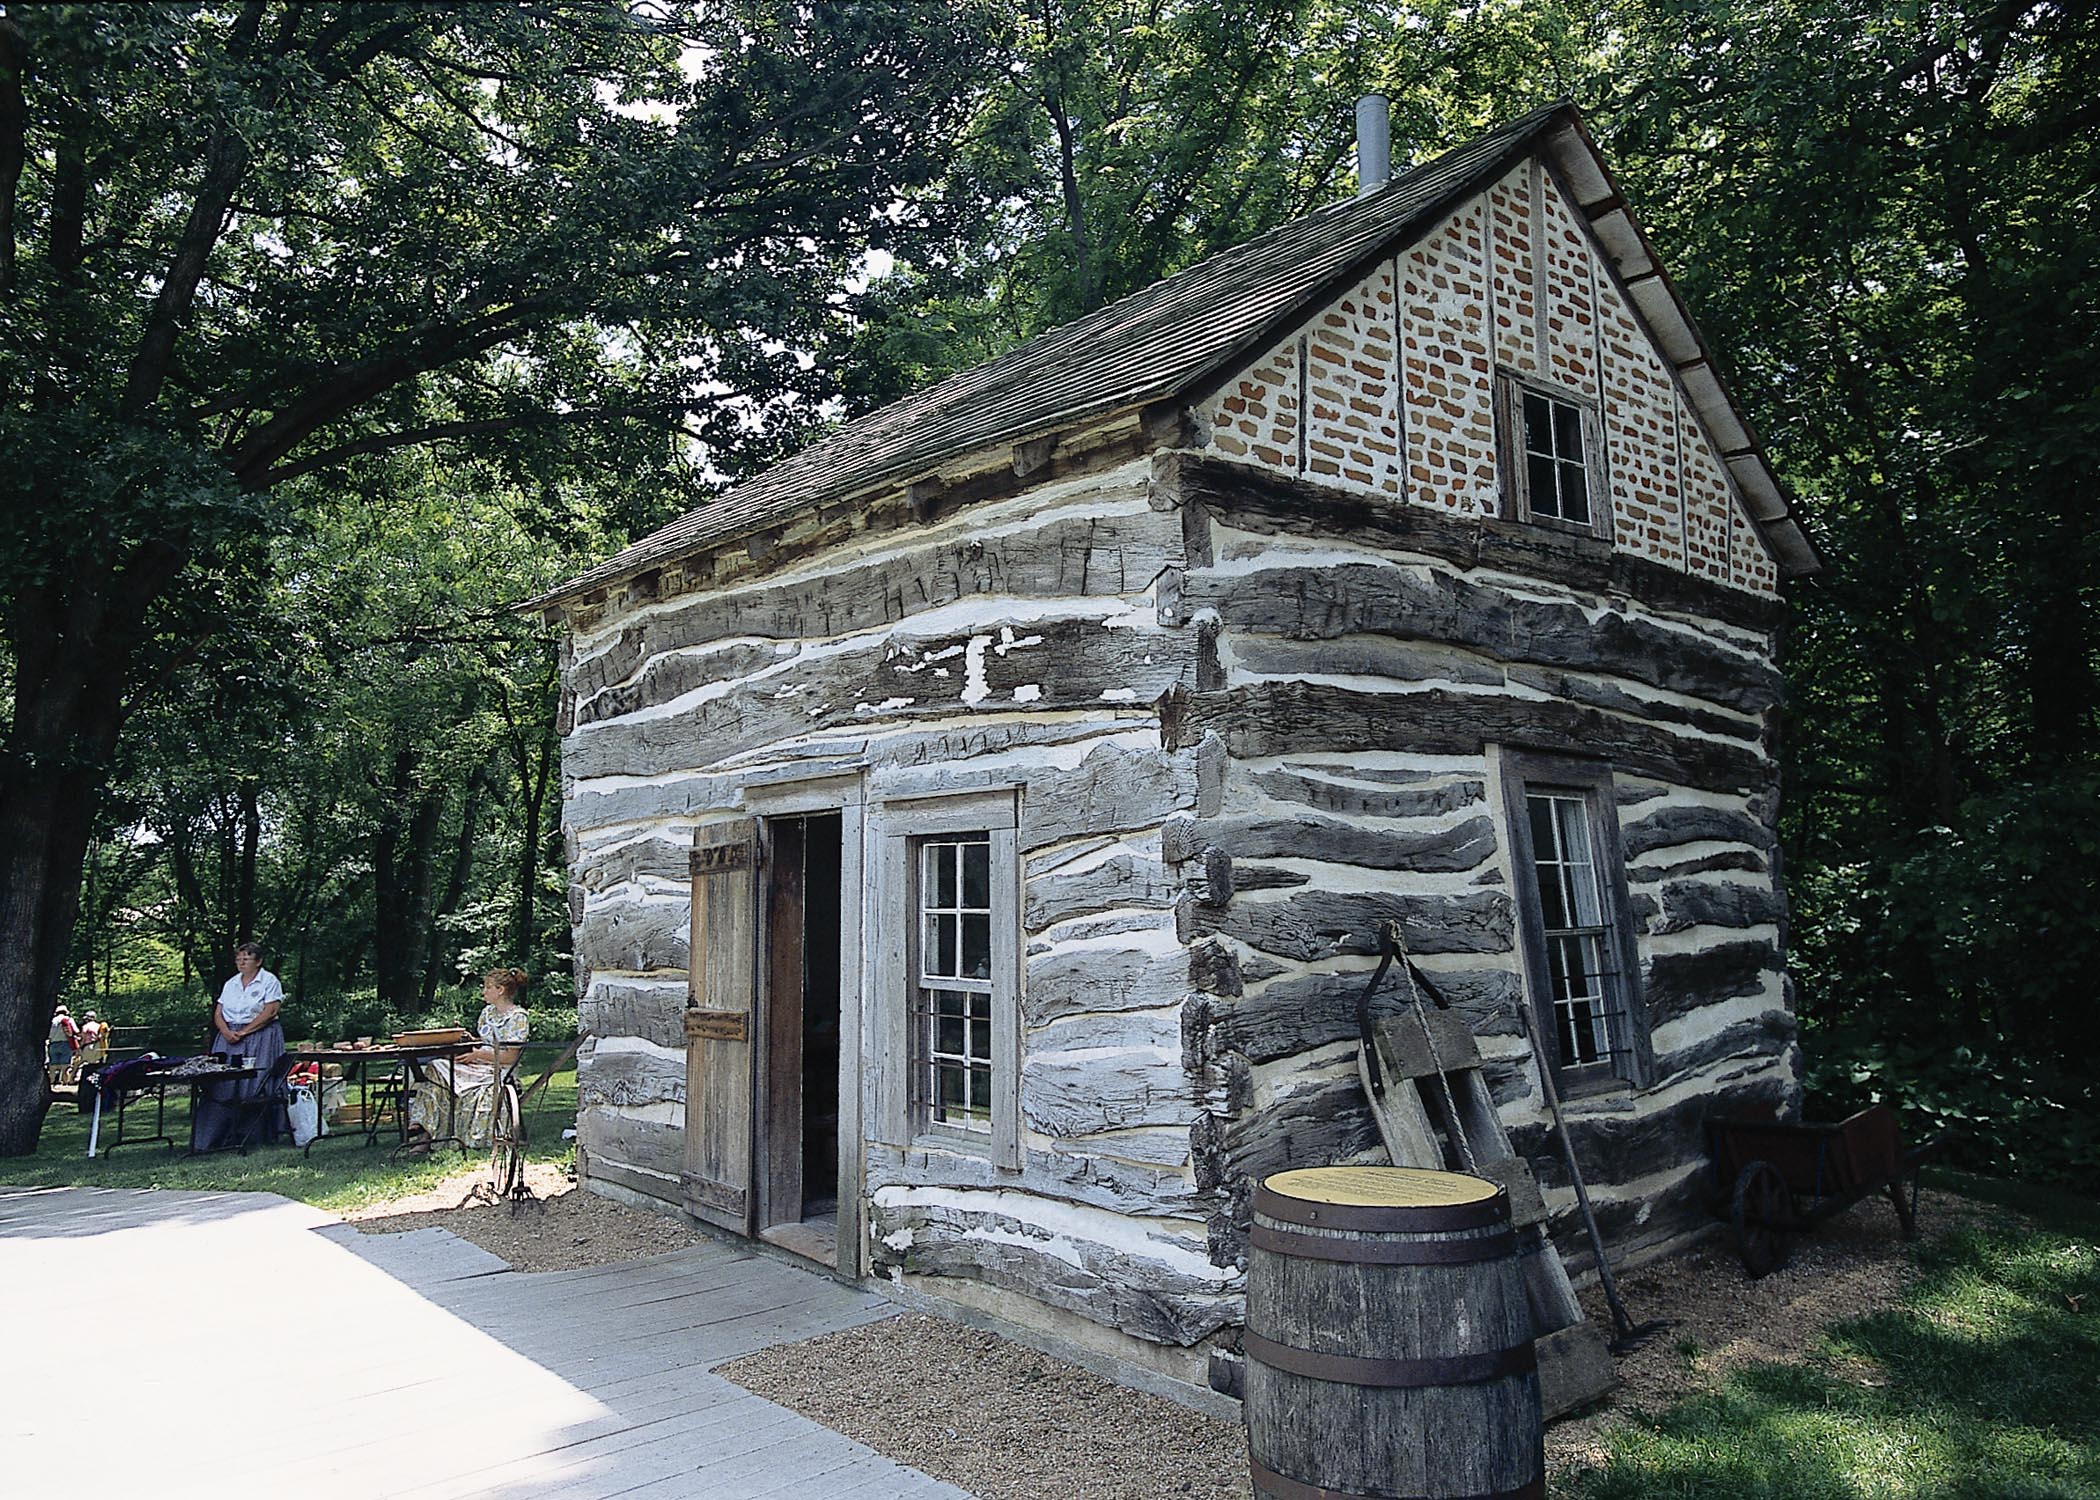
[{"left": 0, "top": 1185, "right": 970, "bottom": 1500}]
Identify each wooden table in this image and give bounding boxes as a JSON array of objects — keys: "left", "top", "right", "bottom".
[{"left": 288, "top": 1043, "right": 479, "bottom": 1155}]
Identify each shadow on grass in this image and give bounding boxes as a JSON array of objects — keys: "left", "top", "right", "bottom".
[
  {"left": 1567, "top": 1187, "right": 2100, "bottom": 1500},
  {"left": 3, "top": 1069, "right": 577, "bottom": 1215}
]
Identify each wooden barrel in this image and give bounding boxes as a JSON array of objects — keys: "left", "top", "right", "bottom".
[{"left": 1244, "top": 1166, "right": 1543, "bottom": 1500}]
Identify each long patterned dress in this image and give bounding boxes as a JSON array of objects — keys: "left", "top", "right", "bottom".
[{"left": 411, "top": 1003, "right": 529, "bottom": 1146}]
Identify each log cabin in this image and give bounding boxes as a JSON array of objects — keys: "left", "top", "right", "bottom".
[{"left": 530, "top": 101, "right": 1818, "bottom": 1404}]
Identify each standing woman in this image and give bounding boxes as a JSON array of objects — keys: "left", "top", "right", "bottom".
[
  {"left": 45, "top": 1004, "right": 78, "bottom": 1088},
  {"left": 193, "top": 941, "right": 287, "bottom": 1151}
]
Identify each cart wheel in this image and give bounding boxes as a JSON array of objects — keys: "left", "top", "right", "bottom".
[{"left": 1732, "top": 1160, "right": 1793, "bottom": 1278}]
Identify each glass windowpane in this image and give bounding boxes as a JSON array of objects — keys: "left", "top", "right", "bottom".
[
  {"left": 1528, "top": 453, "right": 1560, "bottom": 517},
  {"left": 1554, "top": 402, "right": 1585, "bottom": 462},
  {"left": 1528, "top": 795, "right": 1558, "bottom": 854},
  {"left": 912, "top": 832, "right": 999, "bottom": 1136},
  {"left": 1523, "top": 392, "right": 1552, "bottom": 453},
  {"left": 1533, "top": 862, "right": 1568, "bottom": 930},
  {"left": 1526, "top": 790, "right": 1625, "bottom": 1075},
  {"left": 961, "top": 914, "right": 990, "bottom": 979},
  {"left": 1560, "top": 459, "right": 1590, "bottom": 525}
]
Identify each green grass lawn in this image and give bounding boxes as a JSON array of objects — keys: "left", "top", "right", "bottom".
[
  {"left": 5, "top": 1066, "right": 578, "bottom": 1214},
  {"left": 1568, "top": 1171, "right": 2100, "bottom": 1500}
]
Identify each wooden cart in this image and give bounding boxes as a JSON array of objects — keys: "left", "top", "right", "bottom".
[{"left": 1708, "top": 1104, "right": 1948, "bottom": 1277}]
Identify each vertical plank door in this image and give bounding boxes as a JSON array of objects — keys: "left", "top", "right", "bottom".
[{"left": 683, "top": 818, "right": 760, "bottom": 1234}]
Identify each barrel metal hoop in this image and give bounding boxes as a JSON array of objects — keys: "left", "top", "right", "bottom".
[
  {"left": 1253, "top": 1181, "right": 1511, "bottom": 1234},
  {"left": 1250, "top": 1223, "right": 1518, "bottom": 1265},
  {"left": 1244, "top": 1330, "right": 1538, "bottom": 1389},
  {"left": 1249, "top": 1455, "right": 1545, "bottom": 1500}
]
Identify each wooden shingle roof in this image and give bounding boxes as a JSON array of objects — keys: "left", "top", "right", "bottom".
[{"left": 535, "top": 103, "right": 1815, "bottom": 611}]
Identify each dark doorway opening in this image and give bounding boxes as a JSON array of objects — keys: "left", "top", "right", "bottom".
[{"left": 760, "top": 811, "right": 842, "bottom": 1264}]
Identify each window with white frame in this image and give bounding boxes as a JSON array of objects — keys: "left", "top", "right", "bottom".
[
  {"left": 873, "top": 789, "right": 1021, "bottom": 1166},
  {"left": 1500, "top": 374, "right": 1604, "bottom": 534},
  {"left": 913, "top": 833, "right": 995, "bottom": 1134},
  {"left": 1527, "top": 791, "right": 1618, "bottom": 1068},
  {"left": 1501, "top": 755, "right": 1649, "bottom": 1090}
]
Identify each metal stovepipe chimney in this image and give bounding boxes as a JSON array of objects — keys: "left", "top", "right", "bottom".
[{"left": 1357, "top": 94, "right": 1391, "bottom": 197}]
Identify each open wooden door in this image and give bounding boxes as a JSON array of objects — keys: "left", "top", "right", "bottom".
[{"left": 682, "top": 818, "right": 759, "bottom": 1234}]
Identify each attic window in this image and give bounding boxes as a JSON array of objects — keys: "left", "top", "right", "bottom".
[{"left": 1500, "top": 373, "right": 1605, "bottom": 534}]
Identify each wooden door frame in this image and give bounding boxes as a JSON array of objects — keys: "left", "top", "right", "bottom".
[{"left": 742, "top": 772, "right": 867, "bottom": 1276}]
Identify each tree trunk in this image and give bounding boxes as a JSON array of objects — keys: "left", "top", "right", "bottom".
[
  {"left": 236, "top": 776, "right": 261, "bottom": 944},
  {"left": 371, "top": 749, "right": 446, "bottom": 1013},
  {"left": 508, "top": 661, "right": 558, "bottom": 965},
  {"left": 419, "top": 763, "right": 487, "bottom": 1013},
  {"left": 0, "top": 600, "right": 133, "bottom": 1154}
]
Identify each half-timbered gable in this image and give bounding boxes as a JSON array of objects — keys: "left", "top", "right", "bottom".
[
  {"left": 1197, "top": 159, "right": 1779, "bottom": 593},
  {"left": 536, "top": 102, "right": 1818, "bottom": 1404}
]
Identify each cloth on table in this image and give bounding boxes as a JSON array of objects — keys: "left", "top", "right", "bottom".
[
  {"left": 190, "top": 1020, "right": 286, "bottom": 1152},
  {"left": 92, "top": 1053, "right": 165, "bottom": 1099},
  {"left": 410, "top": 1003, "right": 528, "bottom": 1147}
]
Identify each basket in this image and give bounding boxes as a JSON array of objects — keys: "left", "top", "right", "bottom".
[{"left": 392, "top": 1027, "right": 473, "bottom": 1047}]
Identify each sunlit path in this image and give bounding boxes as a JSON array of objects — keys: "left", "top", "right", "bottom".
[{"left": 0, "top": 1186, "right": 968, "bottom": 1500}]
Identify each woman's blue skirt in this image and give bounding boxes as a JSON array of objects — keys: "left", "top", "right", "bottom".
[{"left": 191, "top": 1021, "right": 286, "bottom": 1152}]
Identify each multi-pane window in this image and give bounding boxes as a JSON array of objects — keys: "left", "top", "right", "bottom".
[
  {"left": 1521, "top": 389, "right": 1592, "bottom": 527},
  {"left": 912, "top": 834, "right": 994, "bottom": 1134},
  {"left": 1501, "top": 753, "right": 1650, "bottom": 1092},
  {"left": 875, "top": 789, "right": 1019, "bottom": 1164},
  {"left": 1526, "top": 792, "right": 1619, "bottom": 1069}
]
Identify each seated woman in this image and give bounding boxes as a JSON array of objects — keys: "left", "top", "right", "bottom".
[
  {"left": 411, "top": 967, "right": 530, "bottom": 1147},
  {"left": 192, "top": 941, "right": 287, "bottom": 1152}
]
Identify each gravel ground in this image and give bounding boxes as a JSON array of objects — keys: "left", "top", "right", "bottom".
[
  {"left": 719, "top": 1314, "right": 1253, "bottom": 1500},
  {"left": 348, "top": 1166, "right": 709, "bottom": 1271},
  {"left": 1547, "top": 1184, "right": 2000, "bottom": 1475},
  {"left": 720, "top": 1189, "right": 1998, "bottom": 1500}
]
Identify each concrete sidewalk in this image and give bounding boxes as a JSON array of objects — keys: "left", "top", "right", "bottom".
[{"left": 0, "top": 1185, "right": 969, "bottom": 1500}]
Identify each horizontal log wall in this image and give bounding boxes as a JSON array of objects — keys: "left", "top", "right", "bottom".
[
  {"left": 1178, "top": 460, "right": 1797, "bottom": 1278},
  {"left": 567, "top": 455, "right": 1239, "bottom": 1338}
]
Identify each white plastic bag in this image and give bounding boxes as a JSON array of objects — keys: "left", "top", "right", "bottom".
[{"left": 288, "top": 1084, "right": 320, "bottom": 1147}]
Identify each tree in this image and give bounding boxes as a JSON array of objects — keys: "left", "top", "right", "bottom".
[
  {"left": 0, "top": 0, "right": 995, "bottom": 1153},
  {"left": 1591, "top": 0, "right": 2100, "bottom": 1169},
  {"left": 832, "top": 0, "right": 1589, "bottom": 400}
]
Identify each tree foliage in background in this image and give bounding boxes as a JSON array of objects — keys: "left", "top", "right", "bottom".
[
  {"left": 833, "top": 0, "right": 1588, "bottom": 399},
  {"left": 1593, "top": 0, "right": 2100, "bottom": 1181},
  {"left": 0, "top": 0, "right": 996, "bottom": 1152}
]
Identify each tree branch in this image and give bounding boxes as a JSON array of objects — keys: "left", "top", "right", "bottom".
[
  {"left": 257, "top": 400, "right": 682, "bottom": 487},
  {"left": 0, "top": 17, "right": 26, "bottom": 298},
  {"left": 224, "top": 300, "right": 557, "bottom": 484},
  {"left": 114, "top": 1, "right": 273, "bottom": 418}
]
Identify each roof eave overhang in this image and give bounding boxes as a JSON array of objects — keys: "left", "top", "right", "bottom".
[
  {"left": 1541, "top": 115, "right": 1823, "bottom": 578},
  {"left": 516, "top": 399, "right": 1168, "bottom": 617}
]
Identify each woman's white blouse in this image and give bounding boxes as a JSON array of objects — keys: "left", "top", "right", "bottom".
[{"left": 217, "top": 968, "right": 284, "bottom": 1027}]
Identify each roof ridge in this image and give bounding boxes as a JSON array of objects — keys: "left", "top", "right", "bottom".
[{"left": 531, "top": 100, "right": 1814, "bottom": 612}]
